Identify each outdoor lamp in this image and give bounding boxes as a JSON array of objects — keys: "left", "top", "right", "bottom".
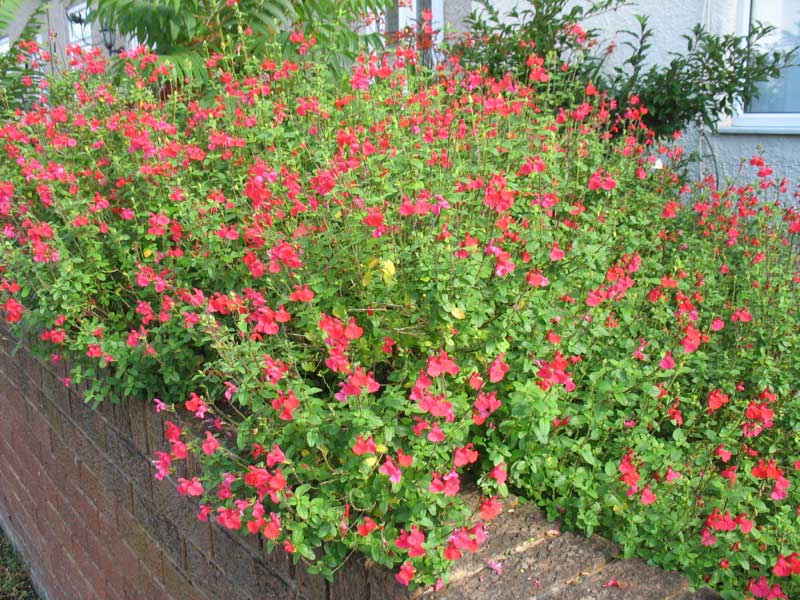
[{"left": 101, "top": 23, "right": 120, "bottom": 54}]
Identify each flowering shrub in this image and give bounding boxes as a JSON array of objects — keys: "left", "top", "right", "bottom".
[{"left": 1, "top": 34, "right": 799, "bottom": 598}]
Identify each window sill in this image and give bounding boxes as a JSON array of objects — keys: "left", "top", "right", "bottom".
[{"left": 718, "top": 113, "right": 800, "bottom": 135}]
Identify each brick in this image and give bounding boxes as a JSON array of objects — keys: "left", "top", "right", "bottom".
[
  {"left": 136, "top": 557, "right": 170, "bottom": 600},
  {"left": 365, "top": 559, "right": 413, "bottom": 600},
  {"left": 121, "top": 515, "right": 166, "bottom": 578},
  {"left": 162, "top": 555, "right": 207, "bottom": 600},
  {"left": 97, "top": 462, "right": 135, "bottom": 513},
  {"left": 186, "top": 542, "right": 249, "bottom": 600},
  {"left": 69, "top": 394, "right": 105, "bottom": 444},
  {"left": 209, "top": 528, "right": 295, "bottom": 599},
  {"left": 145, "top": 408, "right": 167, "bottom": 456},
  {"left": 452, "top": 501, "right": 554, "bottom": 584},
  {"left": 262, "top": 544, "right": 293, "bottom": 578},
  {"left": 79, "top": 461, "right": 112, "bottom": 512},
  {"left": 102, "top": 564, "right": 128, "bottom": 600},
  {"left": 132, "top": 492, "right": 186, "bottom": 570},
  {"left": 127, "top": 398, "right": 151, "bottom": 456},
  {"left": 111, "top": 401, "right": 134, "bottom": 439},
  {"left": 329, "top": 553, "right": 370, "bottom": 599},
  {"left": 105, "top": 428, "right": 153, "bottom": 498},
  {"left": 292, "top": 560, "right": 328, "bottom": 600},
  {"left": 116, "top": 539, "right": 145, "bottom": 580},
  {"left": 152, "top": 478, "right": 210, "bottom": 556},
  {"left": 37, "top": 358, "right": 69, "bottom": 406}
]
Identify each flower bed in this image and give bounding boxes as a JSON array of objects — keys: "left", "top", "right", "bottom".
[{"left": 0, "top": 36, "right": 798, "bottom": 599}]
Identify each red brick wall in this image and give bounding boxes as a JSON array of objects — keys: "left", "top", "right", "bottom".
[{"left": 0, "top": 328, "right": 406, "bottom": 600}]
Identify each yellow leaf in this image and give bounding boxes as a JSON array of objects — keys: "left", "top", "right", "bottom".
[
  {"left": 364, "top": 456, "right": 379, "bottom": 467},
  {"left": 375, "top": 443, "right": 389, "bottom": 453},
  {"left": 380, "top": 259, "right": 396, "bottom": 285},
  {"left": 450, "top": 307, "right": 466, "bottom": 320},
  {"left": 361, "top": 271, "right": 373, "bottom": 286}
]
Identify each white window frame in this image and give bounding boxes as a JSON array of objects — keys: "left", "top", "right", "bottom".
[
  {"left": 380, "top": 1, "right": 444, "bottom": 44},
  {"left": 720, "top": 0, "right": 800, "bottom": 134}
]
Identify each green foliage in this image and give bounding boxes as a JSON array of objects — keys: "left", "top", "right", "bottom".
[
  {"left": 1, "top": 33, "right": 799, "bottom": 598},
  {"left": 452, "top": 0, "right": 798, "bottom": 136},
  {"left": 89, "top": 0, "right": 391, "bottom": 80}
]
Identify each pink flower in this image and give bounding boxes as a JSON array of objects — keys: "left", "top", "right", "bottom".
[
  {"left": 352, "top": 435, "right": 376, "bottom": 455},
  {"left": 748, "top": 576, "right": 787, "bottom": 599},
  {"left": 395, "top": 561, "right": 415, "bottom": 587},
  {"left": 480, "top": 496, "right": 503, "bottom": 520},
  {"left": 659, "top": 352, "right": 675, "bottom": 370},
  {"left": 177, "top": 477, "right": 204, "bottom": 496},
  {"left": 185, "top": 392, "right": 209, "bottom": 418},
  {"left": 454, "top": 443, "right": 479, "bottom": 467},
  {"left": 640, "top": 485, "right": 657, "bottom": 505},
  {"left": 489, "top": 463, "right": 508, "bottom": 485},
  {"left": 357, "top": 517, "right": 378, "bottom": 537},
  {"left": 427, "top": 350, "right": 460, "bottom": 377},
  {"left": 488, "top": 353, "right": 510, "bottom": 383},
  {"left": 486, "top": 561, "right": 503, "bottom": 575},
  {"left": 379, "top": 457, "right": 402, "bottom": 483},
  {"left": 395, "top": 525, "right": 426, "bottom": 557},
  {"left": 526, "top": 269, "right": 549, "bottom": 287},
  {"left": 202, "top": 432, "right": 220, "bottom": 455}
]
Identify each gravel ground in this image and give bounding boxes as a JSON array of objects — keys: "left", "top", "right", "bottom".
[{"left": 0, "top": 528, "right": 38, "bottom": 600}]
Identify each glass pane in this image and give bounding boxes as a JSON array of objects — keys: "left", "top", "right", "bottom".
[
  {"left": 749, "top": 0, "right": 800, "bottom": 113},
  {"left": 386, "top": 5, "right": 399, "bottom": 34},
  {"left": 0, "top": 37, "right": 9, "bottom": 56},
  {"left": 417, "top": 0, "right": 432, "bottom": 20}
]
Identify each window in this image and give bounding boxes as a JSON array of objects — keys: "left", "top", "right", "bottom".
[
  {"left": 725, "top": 0, "right": 800, "bottom": 133},
  {"left": 66, "top": 2, "right": 92, "bottom": 50},
  {"left": 0, "top": 36, "right": 9, "bottom": 56},
  {"left": 383, "top": 0, "right": 444, "bottom": 62}
]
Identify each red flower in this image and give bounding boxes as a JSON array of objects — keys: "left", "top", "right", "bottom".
[
  {"left": 427, "top": 350, "right": 460, "bottom": 377},
  {"left": 454, "top": 443, "right": 479, "bottom": 467},
  {"left": 202, "top": 432, "right": 220, "bottom": 455},
  {"left": 640, "top": 485, "right": 657, "bottom": 505},
  {"left": 488, "top": 353, "right": 509, "bottom": 383},
  {"left": 480, "top": 496, "right": 503, "bottom": 520},
  {"left": 773, "top": 553, "right": 800, "bottom": 577},
  {"left": 352, "top": 435, "right": 376, "bottom": 455},
  {"left": 748, "top": 576, "right": 787, "bottom": 599},
  {"left": 658, "top": 351, "right": 675, "bottom": 370},
  {"left": 395, "top": 525, "right": 426, "bottom": 557},
  {"left": 706, "top": 389, "right": 730, "bottom": 414},
  {"left": 395, "top": 561, "right": 415, "bottom": 587},
  {"left": 357, "top": 517, "right": 378, "bottom": 537},
  {"left": 289, "top": 284, "right": 315, "bottom": 302}
]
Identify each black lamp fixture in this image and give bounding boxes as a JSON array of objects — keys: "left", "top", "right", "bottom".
[{"left": 100, "top": 22, "right": 123, "bottom": 55}]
